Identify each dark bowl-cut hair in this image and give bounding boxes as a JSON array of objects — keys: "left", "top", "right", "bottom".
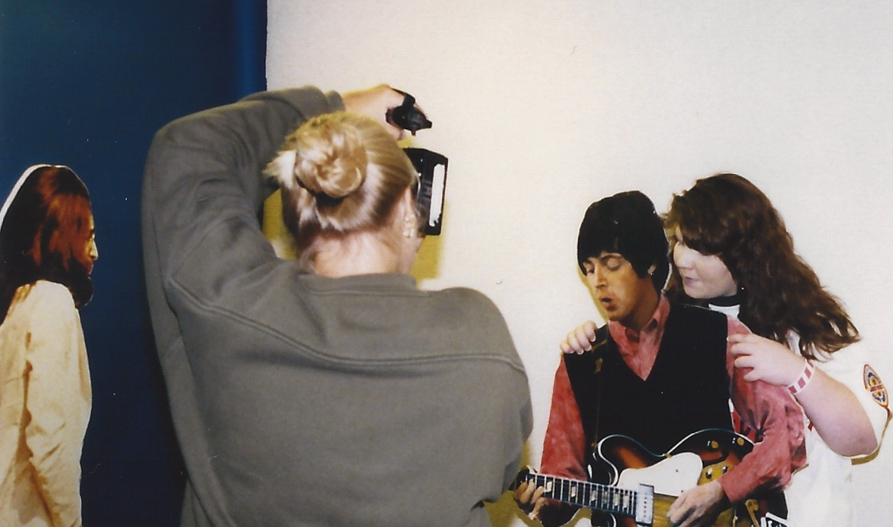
[
  {"left": 577, "top": 190, "right": 669, "bottom": 292},
  {"left": 0, "top": 165, "right": 93, "bottom": 321}
]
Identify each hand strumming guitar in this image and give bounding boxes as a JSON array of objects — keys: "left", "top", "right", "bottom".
[{"left": 667, "top": 479, "right": 728, "bottom": 527}]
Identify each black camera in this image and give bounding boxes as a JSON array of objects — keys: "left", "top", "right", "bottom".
[
  {"left": 404, "top": 148, "right": 448, "bottom": 236},
  {"left": 386, "top": 91, "right": 432, "bottom": 135},
  {"left": 387, "top": 91, "right": 447, "bottom": 236}
]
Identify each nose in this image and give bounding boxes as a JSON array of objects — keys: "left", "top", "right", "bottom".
[
  {"left": 673, "top": 243, "right": 691, "bottom": 269},
  {"left": 90, "top": 240, "right": 99, "bottom": 261},
  {"left": 586, "top": 266, "right": 607, "bottom": 290}
]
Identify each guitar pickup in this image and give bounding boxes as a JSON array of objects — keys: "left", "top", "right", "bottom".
[{"left": 633, "top": 483, "right": 654, "bottom": 526}]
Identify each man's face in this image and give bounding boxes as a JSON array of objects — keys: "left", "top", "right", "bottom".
[{"left": 582, "top": 252, "right": 656, "bottom": 330}]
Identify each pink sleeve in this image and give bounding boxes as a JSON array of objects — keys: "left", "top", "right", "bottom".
[
  {"left": 540, "top": 358, "right": 589, "bottom": 480},
  {"left": 718, "top": 318, "right": 807, "bottom": 503},
  {"left": 537, "top": 358, "right": 589, "bottom": 526}
]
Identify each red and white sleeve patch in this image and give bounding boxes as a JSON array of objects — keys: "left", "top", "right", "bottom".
[{"left": 863, "top": 364, "right": 888, "bottom": 408}]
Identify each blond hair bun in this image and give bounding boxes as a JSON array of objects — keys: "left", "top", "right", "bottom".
[
  {"left": 266, "top": 111, "right": 417, "bottom": 270},
  {"left": 268, "top": 114, "right": 368, "bottom": 201}
]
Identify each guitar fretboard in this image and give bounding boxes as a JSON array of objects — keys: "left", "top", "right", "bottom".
[{"left": 524, "top": 473, "right": 641, "bottom": 518}]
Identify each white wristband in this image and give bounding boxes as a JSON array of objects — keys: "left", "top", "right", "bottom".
[{"left": 787, "top": 359, "right": 815, "bottom": 395}]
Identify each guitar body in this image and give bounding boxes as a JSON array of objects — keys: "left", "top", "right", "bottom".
[
  {"left": 513, "top": 429, "right": 786, "bottom": 527},
  {"left": 590, "top": 429, "right": 786, "bottom": 527}
]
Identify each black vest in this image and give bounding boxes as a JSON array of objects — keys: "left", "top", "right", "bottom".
[{"left": 564, "top": 302, "right": 733, "bottom": 458}]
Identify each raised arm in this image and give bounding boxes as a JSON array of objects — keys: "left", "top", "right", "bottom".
[
  {"left": 142, "top": 85, "right": 411, "bottom": 298},
  {"left": 142, "top": 86, "right": 415, "bottom": 352},
  {"left": 143, "top": 88, "right": 342, "bottom": 288}
]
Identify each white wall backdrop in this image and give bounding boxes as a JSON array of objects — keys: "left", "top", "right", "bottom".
[{"left": 267, "top": 1, "right": 893, "bottom": 525}]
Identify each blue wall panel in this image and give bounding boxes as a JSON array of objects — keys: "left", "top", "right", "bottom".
[{"left": 0, "top": 1, "right": 266, "bottom": 525}]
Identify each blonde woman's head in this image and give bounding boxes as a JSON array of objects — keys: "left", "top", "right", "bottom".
[{"left": 265, "top": 112, "right": 418, "bottom": 270}]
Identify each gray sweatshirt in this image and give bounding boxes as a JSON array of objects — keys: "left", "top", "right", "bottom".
[{"left": 142, "top": 87, "right": 532, "bottom": 527}]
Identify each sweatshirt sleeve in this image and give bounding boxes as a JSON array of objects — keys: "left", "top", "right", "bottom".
[
  {"left": 141, "top": 87, "right": 343, "bottom": 329},
  {"left": 719, "top": 317, "right": 807, "bottom": 503}
]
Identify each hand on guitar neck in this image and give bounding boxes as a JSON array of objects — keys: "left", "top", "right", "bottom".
[{"left": 513, "top": 479, "right": 549, "bottom": 523}]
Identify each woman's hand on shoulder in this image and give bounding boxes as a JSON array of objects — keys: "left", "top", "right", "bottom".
[
  {"left": 559, "top": 320, "right": 598, "bottom": 355},
  {"left": 728, "top": 333, "right": 804, "bottom": 386}
]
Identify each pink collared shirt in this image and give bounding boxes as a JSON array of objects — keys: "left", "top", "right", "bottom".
[{"left": 607, "top": 295, "right": 671, "bottom": 380}]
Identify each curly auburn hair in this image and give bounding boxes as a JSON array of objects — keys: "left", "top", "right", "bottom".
[
  {"left": 665, "top": 173, "right": 857, "bottom": 359},
  {"left": 0, "top": 165, "right": 94, "bottom": 321}
]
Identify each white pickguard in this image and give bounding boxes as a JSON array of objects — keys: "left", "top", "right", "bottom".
[{"left": 615, "top": 453, "right": 703, "bottom": 497}]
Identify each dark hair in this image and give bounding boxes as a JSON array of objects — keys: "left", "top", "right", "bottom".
[
  {"left": 665, "top": 173, "right": 858, "bottom": 358},
  {"left": 577, "top": 190, "right": 669, "bottom": 292},
  {"left": 0, "top": 165, "right": 94, "bottom": 321}
]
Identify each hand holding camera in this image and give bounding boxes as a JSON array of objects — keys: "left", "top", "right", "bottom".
[
  {"left": 386, "top": 91, "right": 432, "bottom": 135},
  {"left": 342, "top": 85, "right": 447, "bottom": 236},
  {"left": 386, "top": 90, "right": 446, "bottom": 236}
]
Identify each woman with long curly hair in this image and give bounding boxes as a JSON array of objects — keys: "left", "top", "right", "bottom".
[
  {"left": 664, "top": 173, "right": 888, "bottom": 527},
  {"left": 0, "top": 164, "right": 97, "bottom": 527}
]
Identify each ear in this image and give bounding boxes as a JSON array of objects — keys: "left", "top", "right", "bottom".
[
  {"left": 647, "top": 264, "right": 656, "bottom": 276},
  {"left": 398, "top": 186, "right": 416, "bottom": 218},
  {"left": 398, "top": 187, "right": 420, "bottom": 238}
]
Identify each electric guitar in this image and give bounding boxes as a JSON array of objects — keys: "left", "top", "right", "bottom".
[{"left": 514, "top": 429, "right": 787, "bottom": 527}]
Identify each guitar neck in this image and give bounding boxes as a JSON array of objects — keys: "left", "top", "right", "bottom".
[{"left": 523, "top": 472, "right": 651, "bottom": 520}]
